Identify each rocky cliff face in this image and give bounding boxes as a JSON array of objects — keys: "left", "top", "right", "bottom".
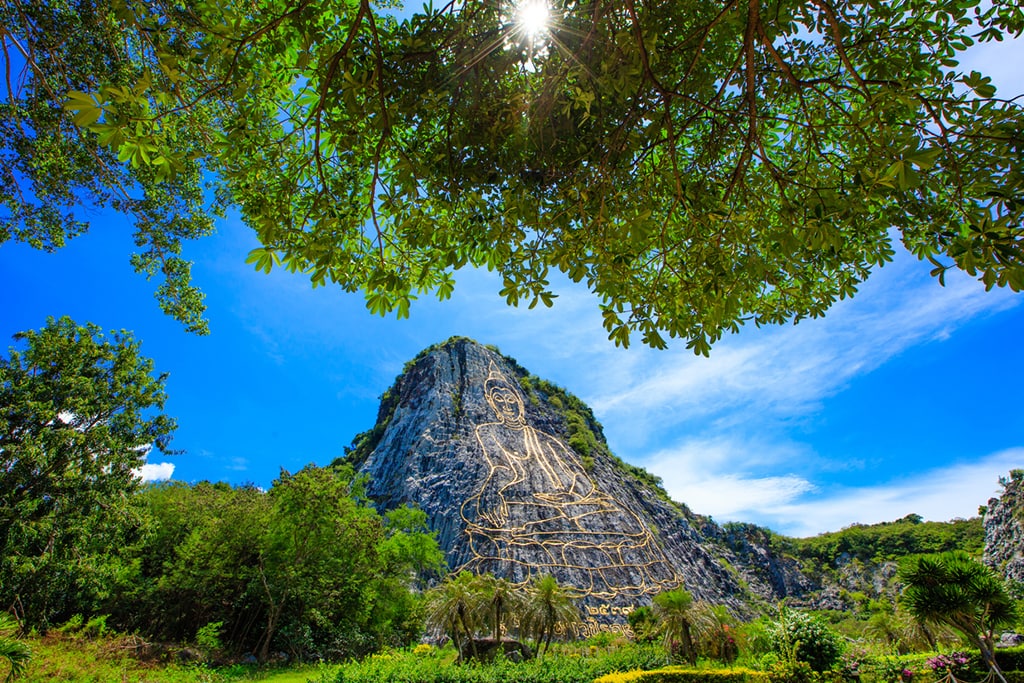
[
  {"left": 984, "top": 470, "right": 1024, "bottom": 584},
  {"left": 351, "top": 338, "right": 799, "bottom": 631}
]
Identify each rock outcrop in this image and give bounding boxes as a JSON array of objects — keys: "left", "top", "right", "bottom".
[
  {"left": 984, "top": 470, "right": 1024, "bottom": 584},
  {"left": 351, "top": 338, "right": 762, "bottom": 631}
]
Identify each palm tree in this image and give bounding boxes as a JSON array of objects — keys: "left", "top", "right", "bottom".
[
  {"left": 474, "top": 573, "right": 526, "bottom": 642},
  {"left": 425, "top": 571, "right": 484, "bottom": 660},
  {"left": 899, "top": 551, "right": 1016, "bottom": 683},
  {"left": 521, "top": 574, "right": 581, "bottom": 657},
  {"left": 0, "top": 614, "right": 31, "bottom": 682},
  {"left": 653, "top": 588, "right": 698, "bottom": 665},
  {"left": 690, "top": 602, "right": 738, "bottom": 664}
]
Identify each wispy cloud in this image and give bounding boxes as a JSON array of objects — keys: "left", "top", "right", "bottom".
[
  {"left": 752, "top": 448, "right": 1022, "bottom": 537},
  {"left": 586, "top": 252, "right": 1019, "bottom": 452},
  {"left": 645, "top": 436, "right": 818, "bottom": 520},
  {"left": 557, "top": 250, "right": 1024, "bottom": 535},
  {"left": 226, "top": 457, "right": 249, "bottom": 472},
  {"left": 646, "top": 440, "right": 1019, "bottom": 536},
  {"left": 134, "top": 462, "right": 175, "bottom": 482}
]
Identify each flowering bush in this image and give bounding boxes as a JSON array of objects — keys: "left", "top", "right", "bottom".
[
  {"left": 876, "top": 658, "right": 914, "bottom": 683},
  {"left": 838, "top": 649, "right": 868, "bottom": 681},
  {"left": 926, "top": 652, "right": 970, "bottom": 676}
]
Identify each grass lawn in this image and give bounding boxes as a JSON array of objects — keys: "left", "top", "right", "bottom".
[{"left": 13, "top": 632, "right": 337, "bottom": 683}]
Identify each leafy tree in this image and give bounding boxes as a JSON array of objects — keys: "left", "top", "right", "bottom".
[
  {"left": 521, "top": 574, "right": 581, "bottom": 657},
  {"left": 652, "top": 588, "right": 698, "bottom": 665},
  {"left": 256, "top": 464, "right": 387, "bottom": 660},
  {"left": 377, "top": 505, "right": 447, "bottom": 588},
  {"left": 0, "top": 316, "right": 175, "bottom": 628},
  {"left": 0, "top": 2, "right": 215, "bottom": 333},
  {"left": 124, "top": 481, "right": 269, "bottom": 649},
  {"left": 4, "top": 0, "right": 1023, "bottom": 351},
  {"left": 899, "top": 551, "right": 1017, "bottom": 683},
  {"left": 370, "top": 505, "right": 446, "bottom": 649},
  {"left": 864, "top": 604, "right": 957, "bottom": 654},
  {"left": 122, "top": 468, "right": 440, "bottom": 661}
]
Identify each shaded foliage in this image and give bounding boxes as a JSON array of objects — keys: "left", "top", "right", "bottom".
[
  {"left": 116, "top": 466, "right": 441, "bottom": 661},
  {"left": 3, "top": 0, "right": 1023, "bottom": 349}
]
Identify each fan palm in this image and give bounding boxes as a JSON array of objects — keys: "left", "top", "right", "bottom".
[
  {"left": 690, "top": 602, "right": 738, "bottom": 664},
  {"left": 425, "top": 571, "right": 484, "bottom": 660},
  {"left": 0, "top": 614, "right": 31, "bottom": 682},
  {"left": 652, "top": 588, "right": 698, "bottom": 665},
  {"left": 474, "top": 573, "right": 526, "bottom": 642},
  {"left": 521, "top": 575, "right": 581, "bottom": 657}
]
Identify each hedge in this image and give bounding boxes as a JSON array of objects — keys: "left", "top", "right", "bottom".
[
  {"left": 594, "top": 667, "right": 771, "bottom": 683},
  {"left": 996, "top": 647, "right": 1024, "bottom": 673}
]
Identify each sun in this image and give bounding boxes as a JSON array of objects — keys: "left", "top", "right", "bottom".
[{"left": 515, "top": 0, "right": 550, "bottom": 40}]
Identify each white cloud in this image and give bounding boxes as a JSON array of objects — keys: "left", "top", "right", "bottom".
[
  {"left": 659, "top": 447, "right": 1022, "bottom": 537},
  {"left": 643, "top": 436, "right": 817, "bottom": 521},
  {"left": 134, "top": 461, "right": 175, "bottom": 482}
]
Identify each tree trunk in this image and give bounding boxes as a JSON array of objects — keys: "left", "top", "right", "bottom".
[
  {"left": 457, "top": 606, "right": 478, "bottom": 660},
  {"left": 256, "top": 563, "right": 287, "bottom": 663},
  {"left": 258, "top": 604, "right": 282, "bottom": 663},
  {"left": 681, "top": 619, "right": 697, "bottom": 666},
  {"left": 971, "top": 633, "right": 1007, "bottom": 683}
]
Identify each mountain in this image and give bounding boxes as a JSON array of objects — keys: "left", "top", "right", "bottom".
[
  {"left": 344, "top": 337, "right": 999, "bottom": 632},
  {"left": 345, "top": 338, "right": 813, "bottom": 633}
]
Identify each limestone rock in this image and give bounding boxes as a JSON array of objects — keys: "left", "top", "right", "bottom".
[
  {"left": 984, "top": 470, "right": 1024, "bottom": 584},
  {"left": 353, "top": 338, "right": 754, "bottom": 627}
]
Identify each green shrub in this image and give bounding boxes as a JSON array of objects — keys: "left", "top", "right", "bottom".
[
  {"left": 767, "top": 658, "right": 817, "bottom": 683},
  {"left": 55, "top": 615, "right": 83, "bottom": 635},
  {"left": 82, "top": 615, "right": 110, "bottom": 639},
  {"left": 330, "top": 643, "right": 665, "bottom": 683},
  {"left": 195, "top": 621, "right": 224, "bottom": 657},
  {"left": 765, "top": 609, "right": 844, "bottom": 673}
]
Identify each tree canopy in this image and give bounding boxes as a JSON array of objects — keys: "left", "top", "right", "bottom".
[
  {"left": 0, "top": 316, "right": 175, "bottom": 627},
  {"left": 3, "top": 0, "right": 1022, "bottom": 351}
]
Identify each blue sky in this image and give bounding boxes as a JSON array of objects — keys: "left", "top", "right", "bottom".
[{"left": 2, "top": 34, "right": 1022, "bottom": 538}]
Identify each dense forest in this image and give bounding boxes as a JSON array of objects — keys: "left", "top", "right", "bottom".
[
  {"left": 3, "top": 464, "right": 445, "bottom": 661},
  {"left": 0, "top": 317, "right": 446, "bottom": 661}
]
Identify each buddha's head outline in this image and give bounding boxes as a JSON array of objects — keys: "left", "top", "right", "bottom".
[{"left": 484, "top": 363, "right": 527, "bottom": 427}]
